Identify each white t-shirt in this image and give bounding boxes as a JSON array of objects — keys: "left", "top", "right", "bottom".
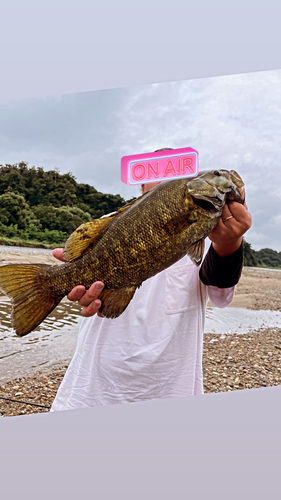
[{"left": 51, "top": 239, "right": 235, "bottom": 411}]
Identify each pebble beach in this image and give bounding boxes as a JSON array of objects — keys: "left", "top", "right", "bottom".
[{"left": 1, "top": 247, "right": 281, "bottom": 417}]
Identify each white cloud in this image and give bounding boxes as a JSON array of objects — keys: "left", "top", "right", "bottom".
[{"left": 273, "top": 215, "right": 281, "bottom": 227}]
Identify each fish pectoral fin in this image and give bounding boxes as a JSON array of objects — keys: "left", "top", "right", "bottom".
[
  {"left": 98, "top": 286, "right": 138, "bottom": 319},
  {"left": 163, "top": 213, "right": 193, "bottom": 236},
  {"left": 187, "top": 239, "right": 205, "bottom": 266}
]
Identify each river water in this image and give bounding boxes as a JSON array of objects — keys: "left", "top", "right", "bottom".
[
  {"left": 0, "top": 300, "right": 83, "bottom": 382},
  {"left": 205, "top": 307, "right": 281, "bottom": 335}
]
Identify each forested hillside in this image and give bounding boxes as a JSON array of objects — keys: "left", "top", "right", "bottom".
[
  {"left": 0, "top": 162, "right": 134, "bottom": 247},
  {"left": 243, "top": 240, "right": 281, "bottom": 269}
]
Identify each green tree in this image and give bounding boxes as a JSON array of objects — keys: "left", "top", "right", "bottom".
[
  {"left": 33, "top": 205, "right": 91, "bottom": 234},
  {"left": 0, "top": 191, "right": 40, "bottom": 230},
  {"left": 243, "top": 240, "right": 261, "bottom": 267},
  {"left": 0, "top": 162, "right": 135, "bottom": 246},
  {"left": 256, "top": 248, "right": 281, "bottom": 268}
]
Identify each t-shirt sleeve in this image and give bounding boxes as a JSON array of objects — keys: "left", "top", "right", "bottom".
[{"left": 199, "top": 241, "right": 244, "bottom": 288}]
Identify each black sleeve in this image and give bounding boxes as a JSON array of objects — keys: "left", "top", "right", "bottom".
[{"left": 199, "top": 242, "right": 244, "bottom": 288}]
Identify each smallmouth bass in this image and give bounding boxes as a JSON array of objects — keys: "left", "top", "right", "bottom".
[{"left": 0, "top": 169, "right": 245, "bottom": 336}]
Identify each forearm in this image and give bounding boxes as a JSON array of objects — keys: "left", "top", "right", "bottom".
[
  {"left": 212, "top": 236, "right": 242, "bottom": 258},
  {"left": 199, "top": 241, "right": 244, "bottom": 288}
]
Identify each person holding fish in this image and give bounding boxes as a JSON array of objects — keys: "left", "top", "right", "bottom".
[
  {"left": 49, "top": 166, "right": 251, "bottom": 411},
  {"left": 0, "top": 154, "right": 251, "bottom": 411}
]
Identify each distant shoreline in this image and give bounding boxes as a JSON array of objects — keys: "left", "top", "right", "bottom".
[
  {"left": 244, "top": 266, "right": 281, "bottom": 272},
  {"left": 1, "top": 245, "right": 281, "bottom": 272},
  {"left": 0, "top": 239, "right": 56, "bottom": 250}
]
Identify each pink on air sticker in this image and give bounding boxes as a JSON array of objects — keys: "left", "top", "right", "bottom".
[{"left": 121, "top": 147, "right": 199, "bottom": 185}]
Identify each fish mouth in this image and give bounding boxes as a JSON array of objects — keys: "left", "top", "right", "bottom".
[
  {"left": 191, "top": 195, "right": 218, "bottom": 213},
  {"left": 188, "top": 171, "right": 245, "bottom": 215},
  {"left": 191, "top": 185, "right": 244, "bottom": 215}
]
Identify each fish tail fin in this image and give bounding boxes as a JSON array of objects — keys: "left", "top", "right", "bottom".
[{"left": 0, "top": 264, "right": 62, "bottom": 337}]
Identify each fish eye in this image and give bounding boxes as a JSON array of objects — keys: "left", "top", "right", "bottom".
[{"left": 214, "top": 170, "right": 220, "bottom": 176}]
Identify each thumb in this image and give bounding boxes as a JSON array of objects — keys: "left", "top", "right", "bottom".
[{"left": 52, "top": 248, "right": 68, "bottom": 262}]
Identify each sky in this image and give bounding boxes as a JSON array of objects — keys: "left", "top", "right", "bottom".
[{"left": 0, "top": 70, "right": 281, "bottom": 251}]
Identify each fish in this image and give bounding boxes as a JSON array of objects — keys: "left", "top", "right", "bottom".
[{"left": 0, "top": 168, "right": 245, "bottom": 336}]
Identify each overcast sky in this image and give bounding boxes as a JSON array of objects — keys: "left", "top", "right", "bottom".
[{"left": 0, "top": 70, "right": 281, "bottom": 251}]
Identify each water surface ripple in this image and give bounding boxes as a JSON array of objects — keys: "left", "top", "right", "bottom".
[{"left": 0, "top": 301, "right": 82, "bottom": 382}]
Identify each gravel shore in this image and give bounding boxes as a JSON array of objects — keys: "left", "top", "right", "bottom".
[
  {"left": 1, "top": 247, "right": 281, "bottom": 417},
  {"left": 203, "top": 327, "right": 281, "bottom": 393},
  {"left": 226, "top": 267, "right": 281, "bottom": 311}
]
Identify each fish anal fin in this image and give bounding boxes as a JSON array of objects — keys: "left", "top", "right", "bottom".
[
  {"left": 98, "top": 286, "right": 137, "bottom": 319},
  {"left": 187, "top": 239, "right": 205, "bottom": 266}
]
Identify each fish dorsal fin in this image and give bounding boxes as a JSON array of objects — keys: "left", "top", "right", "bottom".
[
  {"left": 63, "top": 192, "right": 149, "bottom": 262},
  {"left": 63, "top": 217, "right": 115, "bottom": 261},
  {"left": 187, "top": 239, "right": 205, "bottom": 266}
]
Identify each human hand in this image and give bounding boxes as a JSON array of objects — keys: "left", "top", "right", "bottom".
[
  {"left": 209, "top": 200, "right": 252, "bottom": 257},
  {"left": 52, "top": 248, "right": 104, "bottom": 317}
]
